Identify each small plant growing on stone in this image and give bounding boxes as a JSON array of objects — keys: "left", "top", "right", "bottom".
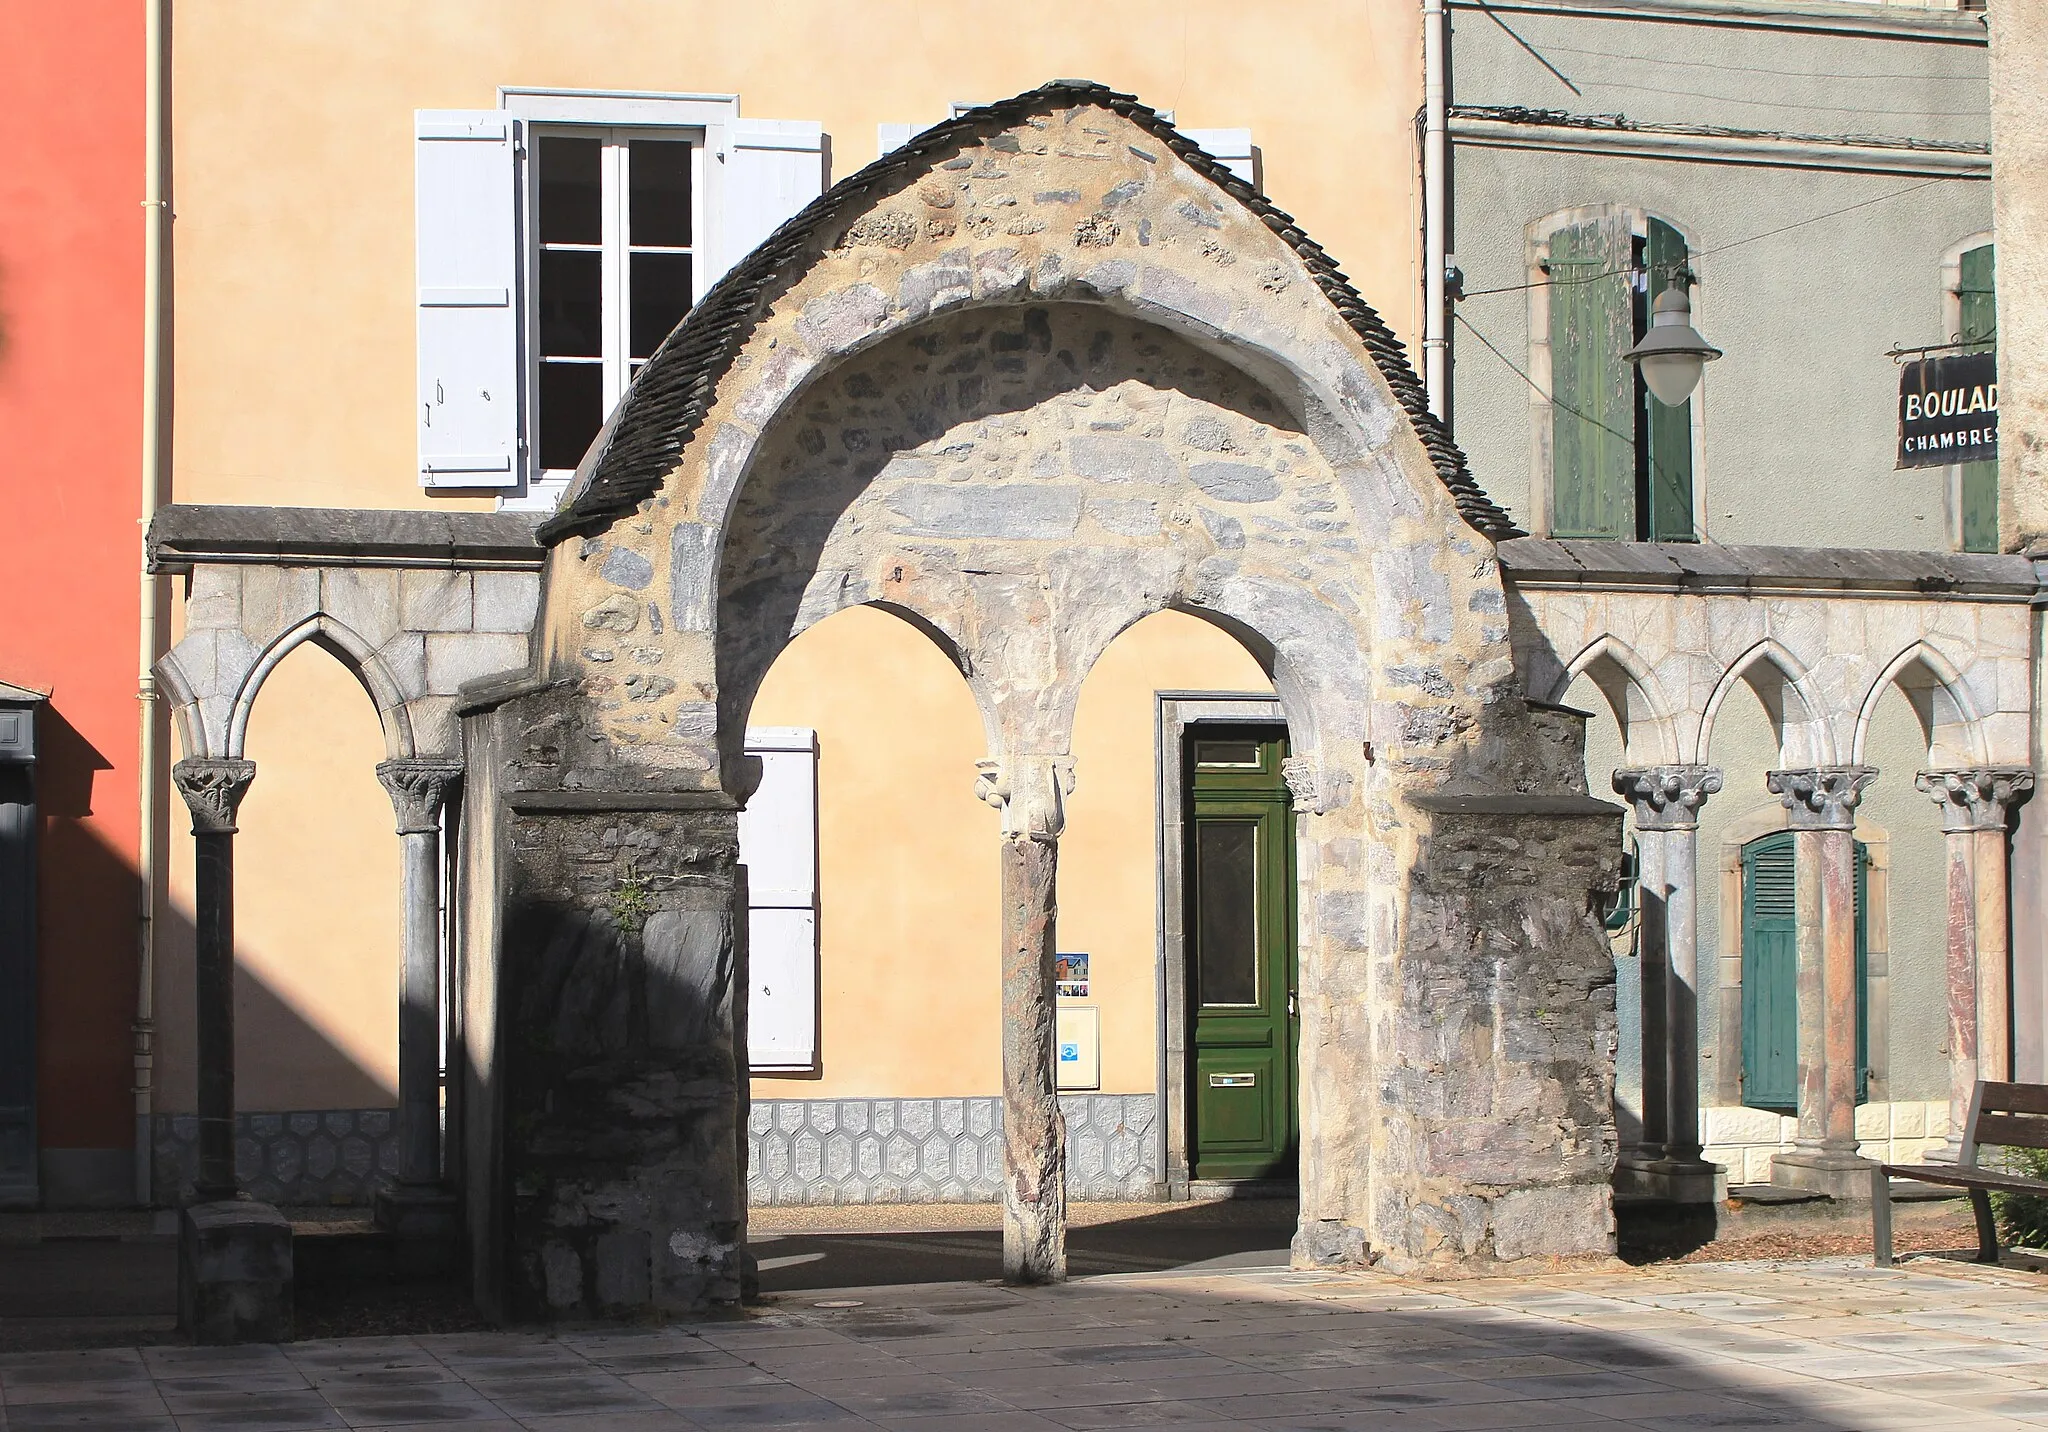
[
  {"left": 611, "top": 865, "right": 654, "bottom": 937},
  {"left": 1992, "top": 1147, "right": 2048, "bottom": 1250}
]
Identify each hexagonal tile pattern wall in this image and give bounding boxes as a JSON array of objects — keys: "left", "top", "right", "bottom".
[
  {"left": 153, "top": 1108, "right": 400, "bottom": 1206},
  {"left": 747, "top": 1096, "right": 1159, "bottom": 1205}
]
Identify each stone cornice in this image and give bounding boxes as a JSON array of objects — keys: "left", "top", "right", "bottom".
[
  {"left": 1499, "top": 538, "right": 2037, "bottom": 602},
  {"left": 1450, "top": 112, "right": 1987, "bottom": 179},
  {"left": 148, "top": 505, "right": 544, "bottom": 574},
  {"left": 1448, "top": 0, "right": 1988, "bottom": 44}
]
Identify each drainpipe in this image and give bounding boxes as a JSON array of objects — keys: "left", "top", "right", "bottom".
[
  {"left": 135, "top": 0, "right": 168, "bottom": 1208},
  {"left": 1422, "top": 0, "right": 1449, "bottom": 420}
]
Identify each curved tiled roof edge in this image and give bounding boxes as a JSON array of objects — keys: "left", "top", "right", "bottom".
[{"left": 536, "top": 79, "right": 1522, "bottom": 545}]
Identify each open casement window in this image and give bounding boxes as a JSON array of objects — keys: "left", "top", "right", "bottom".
[
  {"left": 414, "top": 105, "right": 824, "bottom": 494},
  {"left": 1958, "top": 243, "right": 1997, "bottom": 553},
  {"left": 1545, "top": 212, "right": 1695, "bottom": 541},
  {"left": 1740, "top": 831, "right": 1868, "bottom": 1114},
  {"left": 738, "top": 728, "right": 820, "bottom": 1072}
]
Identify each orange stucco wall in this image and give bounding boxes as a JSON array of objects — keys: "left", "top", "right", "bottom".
[{"left": 0, "top": 5, "right": 145, "bottom": 1155}]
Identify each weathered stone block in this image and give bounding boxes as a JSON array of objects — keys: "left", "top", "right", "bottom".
[{"left": 179, "top": 1201, "right": 293, "bottom": 1345}]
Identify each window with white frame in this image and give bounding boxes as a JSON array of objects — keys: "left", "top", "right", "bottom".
[{"left": 415, "top": 93, "right": 824, "bottom": 502}]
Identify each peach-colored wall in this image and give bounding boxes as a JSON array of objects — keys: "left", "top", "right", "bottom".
[{"left": 748, "top": 607, "right": 1269, "bottom": 1101}]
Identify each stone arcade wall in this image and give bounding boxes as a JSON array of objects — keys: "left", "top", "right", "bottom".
[{"left": 460, "top": 85, "right": 1624, "bottom": 1315}]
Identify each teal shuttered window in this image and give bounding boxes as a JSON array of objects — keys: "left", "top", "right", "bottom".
[
  {"left": 1959, "top": 243, "right": 1997, "bottom": 554},
  {"left": 1547, "top": 212, "right": 1696, "bottom": 541},
  {"left": 1739, "top": 831, "right": 1868, "bottom": 1114}
]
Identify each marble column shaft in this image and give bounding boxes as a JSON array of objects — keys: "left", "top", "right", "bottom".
[
  {"left": 376, "top": 759, "right": 464, "bottom": 1189},
  {"left": 977, "top": 754, "right": 1074, "bottom": 1284},
  {"left": 1615, "top": 765, "right": 1721, "bottom": 1174},
  {"left": 1768, "top": 767, "right": 1876, "bottom": 1173},
  {"left": 172, "top": 758, "right": 257, "bottom": 1203}
]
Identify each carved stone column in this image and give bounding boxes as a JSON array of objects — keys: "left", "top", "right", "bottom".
[
  {"left": 374, "top": 758, "right": 463, "bottom": 1232},
  {"left": 976, "top": 753, "right": 1074, "bottom": 1284},
  {"left": 1768, "top": 766, "right": 1878, "bottom": 1198},
  {"left": 1614, "top": 765, "right": 1723, "bottom": 1202},
  {"left": 172, "top": 758, "right": 257, "bottom": 1203},
  {"left": 1918, "top": 768, "right": 2033, "bottom": 1161}
]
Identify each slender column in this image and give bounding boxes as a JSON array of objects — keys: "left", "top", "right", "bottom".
[
  {"left": 1615, "top": 766, "right": 1722, "bottom": 1198},
  {"left": 1973, "top": 771, "right": 2032, "bottom": 1085},
  {"left": 977, "top": 753, "right": 1074, "bottom": 1284},
  {"left": 1767, "top": 766, "right": 1877, "bottom": 1197},
  {"left": 172, "top": 758, "right": 257, "bottom": 1203},
  {"left": 376, "top": 759, "right": 463, "bottom": 1189}
]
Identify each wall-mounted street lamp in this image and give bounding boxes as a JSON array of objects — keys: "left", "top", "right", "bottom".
[{"left": 1624, "top": 287, "right": 1722, "bottom": 406}]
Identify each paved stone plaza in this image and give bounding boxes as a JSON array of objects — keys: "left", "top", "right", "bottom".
[{"left": 2, "top": 1256, "right": 2045, "bottom": 1430}]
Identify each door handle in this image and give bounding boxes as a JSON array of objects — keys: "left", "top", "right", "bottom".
[{"left": 1287, "top": 989, "right": 1298, "bottom": 1019}]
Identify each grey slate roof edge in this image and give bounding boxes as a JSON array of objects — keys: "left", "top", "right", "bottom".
[
  {"left": 537, "top": 79, "right": 1522, "bottom": 546},
  {"left": 1498, "top": 536, "right": 2040, "bottom": 598},
  {"left": 147, "top": 504, "right": 545, "bottom": 573}
]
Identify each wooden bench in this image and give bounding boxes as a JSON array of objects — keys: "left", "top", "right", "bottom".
[{"left": 1872, "top": 1080, "right": 2048, "bottom": 1267}]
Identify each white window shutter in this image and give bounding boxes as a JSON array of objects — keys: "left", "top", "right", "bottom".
[
  {"left": 739, "top": 727, "right": 819, "bottom": 1071},
  {"left": 711, "top": 118, "right": 825, "bottom": 287},
  {"left": 1184, "top": 128, "right": 1257, "bottom": 190},
  {"left": 415, "top": 110, "right": 521, "bottom": 488},
  {"left": 876, "top": 122, "right": 917, "bottom": 157}
]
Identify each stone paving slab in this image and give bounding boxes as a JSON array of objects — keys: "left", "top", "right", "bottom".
[{"left": 1, "top": 1256, "right": 2045, "bottom": 1429}]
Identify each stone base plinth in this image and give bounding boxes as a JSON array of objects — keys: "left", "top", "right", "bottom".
[
  {"left": 179, "top": 1200, "right": 293, "bottom": 1344},
  {"left": 1771, "top": 1149, "right": 1877, "bottom": 1201},
  {"left": 1624, "top": 1158, "right": 1723, "bottom": 1205}
]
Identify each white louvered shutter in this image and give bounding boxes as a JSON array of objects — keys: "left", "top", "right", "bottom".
[
  {"left": 1184, "top": 128, "right": 1257, "bottom": 190},
  {"left": 415, "top": 110, "right": 522, "bottom": 488},
  {"left": 739, "top": 727, "right": 820, "bottom": 1071},
  {"left": 710, "top": 118, "right": 825, "bottom": 287}
]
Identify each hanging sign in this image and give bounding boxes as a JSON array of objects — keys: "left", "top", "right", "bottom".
[{"left": 1897, "top": 351, "right": 1998, "bottom": 469}]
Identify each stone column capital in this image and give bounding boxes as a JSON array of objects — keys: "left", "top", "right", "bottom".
[
  {"left": 173, "top": 758, "right": 257, "bottom": 836},
  {"left": 1613, "top": 765, "right": 1722, "bottom": 831},
  {"left": 376, "top": 759, "right": 465, "bottom": 835},
  {"left": 1767, "top": 766, "right": 1877, "bottom": 831},
  {"left": 1916, "top": 766, "right": 2035, "bottom": 833},
  {"left": 976, "top": 753, "right": 1075, "bottom": 841},
  {"left": 1281, "top": 754, "right": 1352, "bottom": 816}
]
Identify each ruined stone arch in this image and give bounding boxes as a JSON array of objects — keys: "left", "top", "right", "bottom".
[{"left": 473, "top": 82, "right": 1623, "bottom": 1314}]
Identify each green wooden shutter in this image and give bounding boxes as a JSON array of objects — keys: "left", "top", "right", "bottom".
[
  {"left": 1549, "top": 218, "right": 1635, "bottom": 539},
  {"left": 1742, "top": 832, "right": 1798, "bottom": 1113},
  {"left": 1643, "top": 219, "right": 1696, "bottom": 542},
  {"left": 1959, "top": 243, "right": 1997, "bottom": 554},
  {"left": 1741, "top": 831, "right": 1871, "bottom": 1115}
]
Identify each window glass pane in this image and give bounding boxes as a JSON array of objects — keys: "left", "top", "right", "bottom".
[
  {"left": 629, "top": 139, "right": 692, "bottom": 248},
  {"left": 630, "top": 253, "right": 694, "bottom": 360},
  {"left": 538, "top": 250, "right": 601, "bottom": 357},
  {"left": 537, "top": 137, "right": 601, "bottom": 246},
  {"left": 538, "top": 361, "right": 603, "bottom": 471},
  {"left": 1195, "top": 821, "right": 1259, "bottom": 1007},
  {"left": 1195, "top": 741, "right": 1259, "bottom": 767}
]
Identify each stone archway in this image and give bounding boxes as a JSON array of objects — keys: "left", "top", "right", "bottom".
[{"left": 460, "top": 81, "right": 1623, "bottom": 1319}]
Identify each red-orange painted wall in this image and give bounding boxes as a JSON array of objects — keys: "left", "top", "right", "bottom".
[{"left": 0, "top": 6, "right": 146, "bottom": 1156}]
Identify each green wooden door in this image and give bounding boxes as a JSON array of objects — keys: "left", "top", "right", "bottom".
[
  {"left": 1959, "top": 243, "right": 1997, "bottom": 554},
  {"left": 1187, "top": 728, "right": 1298, "bottom": 1182},
  {"left": 1549, "top": 217, "right": 1635, "bottom": 539},
  {"left": 1740, "top": 831, "right": 1868, "bottom": 1114}
]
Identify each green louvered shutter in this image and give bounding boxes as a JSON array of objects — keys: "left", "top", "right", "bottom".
[
  {"left": 1742, "top": 832, "right": 1799, "bottom": 1113},
  {"left": 1549, "top": 217, "right": 1635, "bottom": 539},
  {"left": 1643, "top": 218, "right": 1696, "bottom": 541},
  {"left": 1959, "top": 244, "right": 1997, "bottom": 554},
  {"left": 1742, "top": 831, "right": 1871, "bottom": 1114}
]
